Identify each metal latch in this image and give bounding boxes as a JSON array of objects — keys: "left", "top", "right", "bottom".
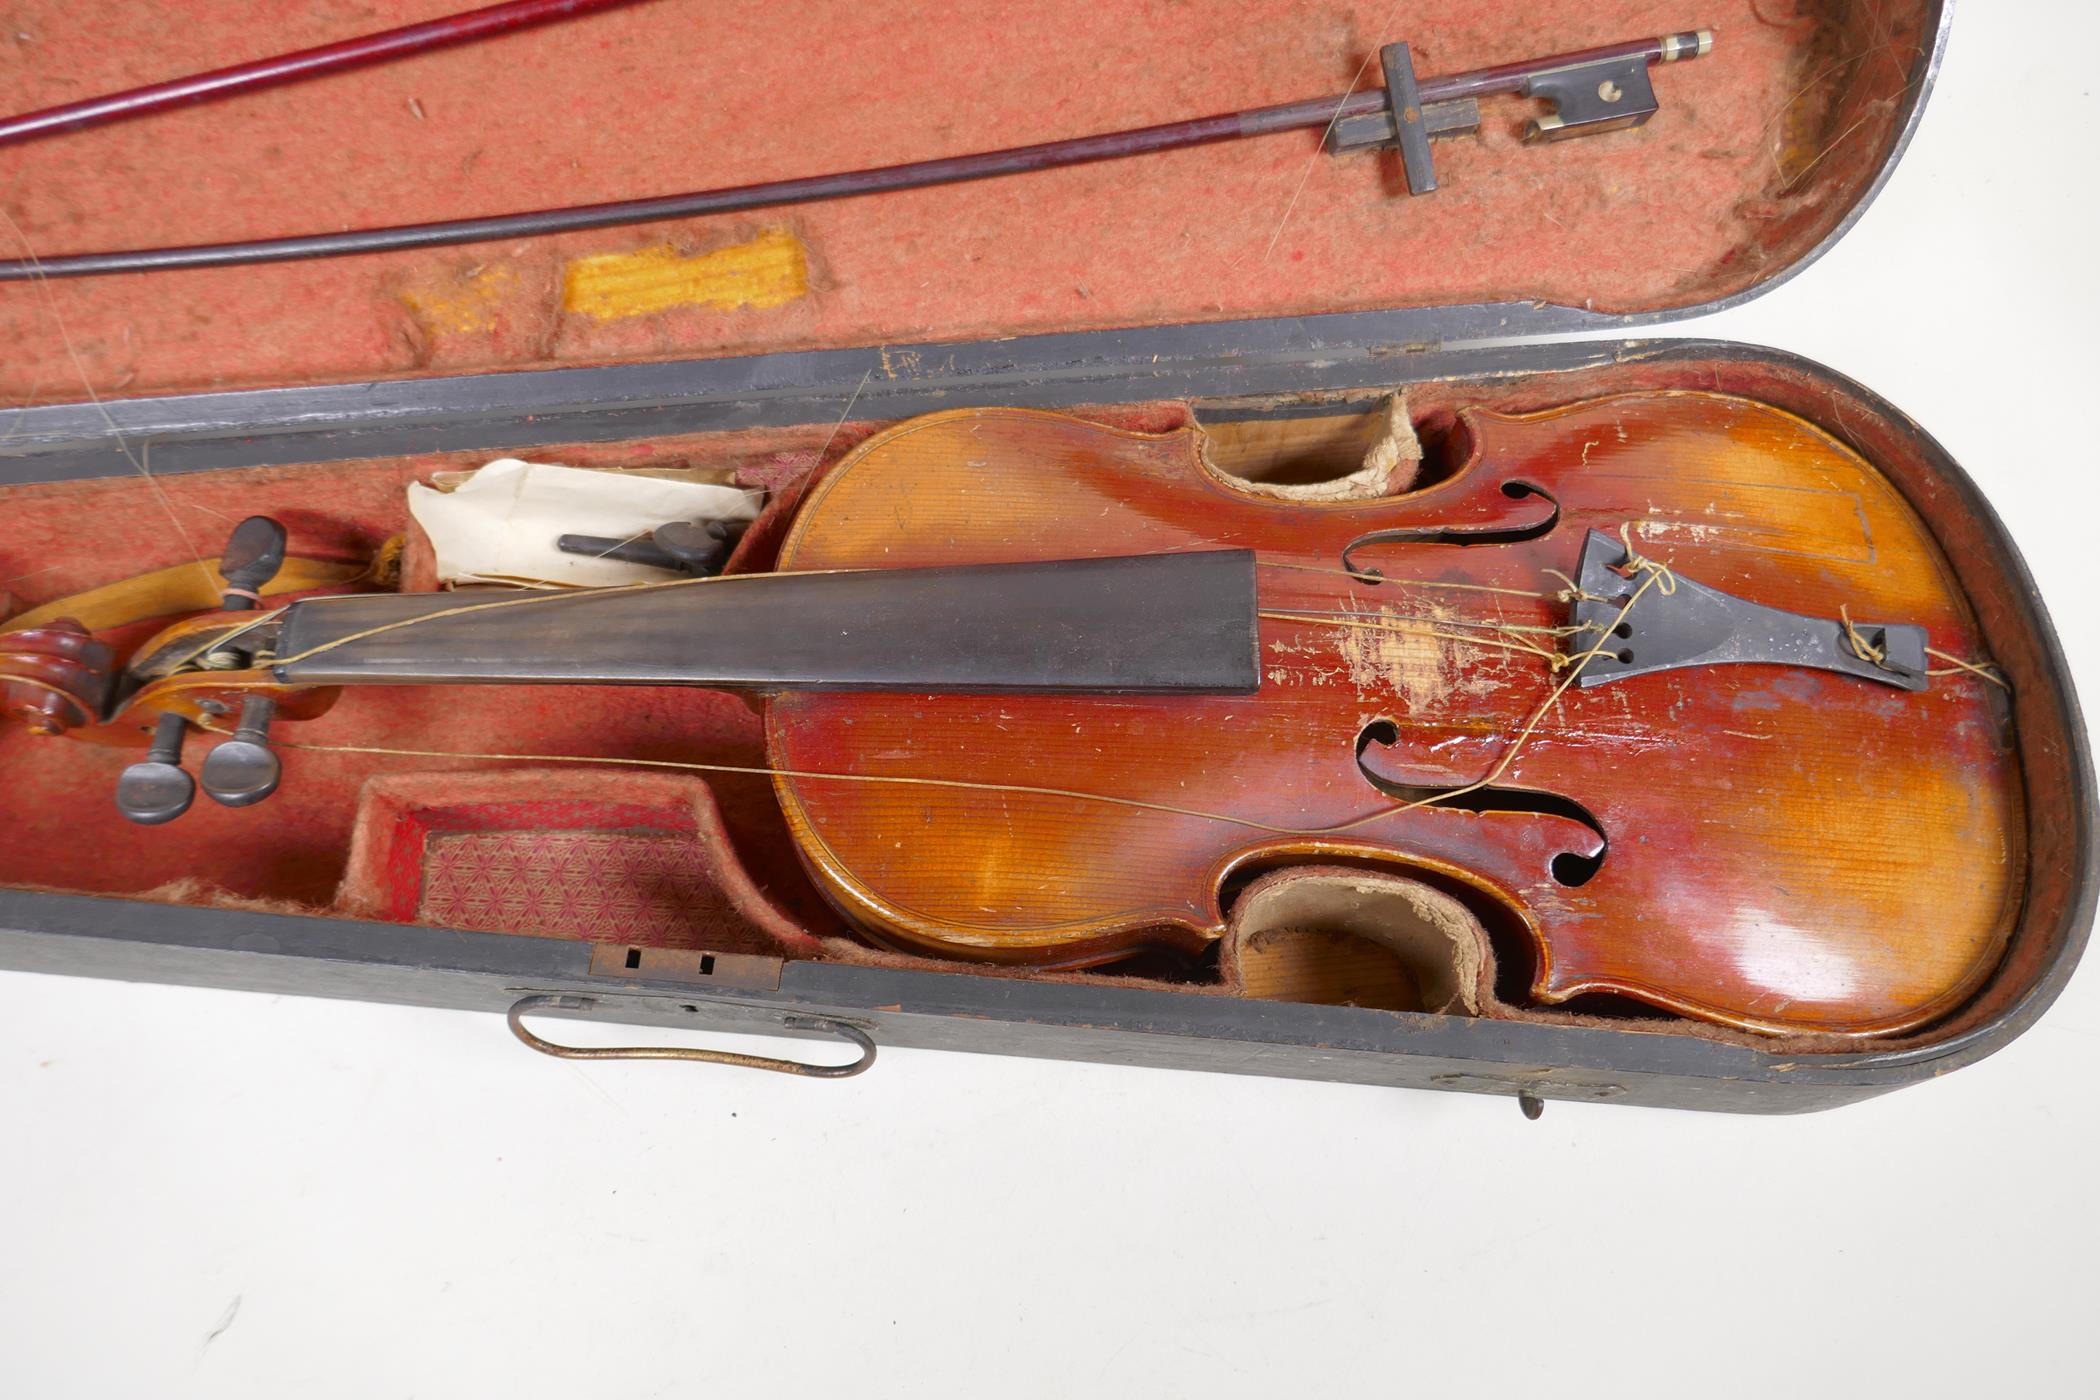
[{"left": 507, "top": 994, "right": 876, "bottom": 1078}]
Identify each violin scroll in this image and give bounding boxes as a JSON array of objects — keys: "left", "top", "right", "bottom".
[{"left": 0, "top": 618, "right": 115, "bottom": 737}]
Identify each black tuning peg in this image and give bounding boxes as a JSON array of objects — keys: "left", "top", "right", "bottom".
[
  {"left": 199, "top": 695, "right": 281, "bottom": 808},
  {"left": 217, "top": 516, "right": 288, "bottom": 611},
  {"left": 115, "top": 712, "right": 196, "bottom": 825},
  {"left": 201, "top": 517, "right": 290, "bottom": 672}
]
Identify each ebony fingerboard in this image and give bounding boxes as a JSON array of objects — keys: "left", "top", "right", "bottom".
[{"left": 271, "top": 550, "right": 1259, "bottom": 694}]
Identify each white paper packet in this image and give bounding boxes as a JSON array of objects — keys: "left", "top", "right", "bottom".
[{"left": 407, "top": 458, "right": 763, "bottom": 587}]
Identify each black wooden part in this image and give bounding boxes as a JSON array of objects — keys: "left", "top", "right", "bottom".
[
  {"left": 1568, "top": 529, "right": 1928, "bottom": 690},
  {"left": 1523, "top": 55, "right": 1661, "bottom": 142},
  {"left": 217, "top": 515, "right": 288, "bottom": 610},
  {"left": 653, "top": 519, "right": 742, "bottom": 575},
  {"left": 556, "top": 519, "right": 745, "bottom": 576},
  {"left": 271, "top": 550, "right": 1261, "bottom": 693},
  {"left": 1328, "top": 96, "right": 1479, "bottom": 155},
  {"left": 114, "top": 712, "right": 196, "bottom": 825},
  {"left": 198, "top": 695, "right": 281, "bottom": 808},
  {"left": 554, "top": 531, "right": 682, "bottom": 571},
  {"left": 1385, "top": 44, "right": 1439, "bottom": 194}
]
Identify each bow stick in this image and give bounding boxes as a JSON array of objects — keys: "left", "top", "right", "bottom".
[
  {"left": 0, "top": 28, "right": 1712, "bottom": 282},
  {"left": 0, "top": 0, "right": 657, "bottom": 150}
]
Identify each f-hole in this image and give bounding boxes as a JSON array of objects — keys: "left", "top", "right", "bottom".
[
  {"left": 1353, "top": 720, "right": 1608, "bottom": 887},
  {"left": 1340, "top": 481, "right": 1560, "bottom": 581}
]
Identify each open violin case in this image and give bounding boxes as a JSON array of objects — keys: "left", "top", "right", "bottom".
[{"left": 0, "top": 0, "right": 2091, "bottom": 1113}]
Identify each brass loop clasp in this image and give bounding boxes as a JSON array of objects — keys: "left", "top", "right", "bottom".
[{"left": 506, "top": 995, "right": 876, "bottom": 1078}]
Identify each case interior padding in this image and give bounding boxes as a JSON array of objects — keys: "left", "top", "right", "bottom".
[
  {"left": 0, "top": 1, "right": 1926, "bottom": 400},
  {"left": 0, "top": 352, "right": 2073, "bottom": 1057}
]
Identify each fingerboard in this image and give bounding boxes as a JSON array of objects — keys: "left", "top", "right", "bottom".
[{"left": 271, "top": 550, "right": 1259, "bottom": 694}]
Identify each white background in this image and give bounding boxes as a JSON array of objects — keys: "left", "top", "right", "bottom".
[{"left": 3, "top": 6, "right": 2096, "bottom": 1396}]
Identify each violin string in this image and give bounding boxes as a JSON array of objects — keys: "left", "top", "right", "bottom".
[
  {"left": 1257, "top": 609, "right": 1566, "bottom": 666},
  {"left": 188, "top": 558, "right": 1671, "bottom": 843},
  {"left": 1252, "top": 606, "right": 1593, "bottom": 637},
  {"left": 0, "top": 207, "right": 214, "bottom": 583},
  {"left": 1839, "top": 602, "right": 2011, "bottom": 691},
  {"left": 272, "top": 564, "right": 1585, "bottom": 676},
  {"left": 12, "top": 534, "right": 2009, "bottom": 855},
  {"left": 1925, "top": 648, "right": 2010, "bottom": 689},
  {"left": 186, "top": 549, "right": 1678, "bottom": 840},
  {"left": 1253, "top": 0, "right": 1405, "bottom": 265},
  {"left": 191, "top": 725, "right": 1383, "bottom": 838},
  {"left": 264, "top": 564, "right": 862, "bottom": 669},
  {"left": 162, "top": 609, "right": 290, "bottom": 674},
  {"left": 1259, "top": 558, "right": 1557, "bottom": 600}
]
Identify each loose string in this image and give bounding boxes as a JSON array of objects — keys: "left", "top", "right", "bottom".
[
  {"left": 1924, "top": 648, "right": 2009, "bottom": 688},
  {"left": 1840, "top": 602, "right": 2010, "bottom": 691},
  {"left": 1616, "top": 522, "right": 1679, "bottom": 597},
  {"left": 1259, "top": 606, "right": 1597, "bottom": 638},
  {"left": 0, "top": 207, "right": 216, "bottom": 591},
  {"left": 264, "top": 563, "right": 867, "bottom": 671},
  {"left": 1260, "top": 558, "right": 1557, "bottom": 601},
  {"left": 1258, "top": 609, "right": 1575, "bottom": 667}
]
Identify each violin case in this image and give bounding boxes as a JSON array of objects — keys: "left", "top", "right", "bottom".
[{"left": 0, "top": 0, "right": 2090, "bottom": 1113}]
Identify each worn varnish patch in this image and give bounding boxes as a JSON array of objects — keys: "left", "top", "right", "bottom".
[
  {"left": 562, "top": 229, "right": 811, "bottom": 321},
  {"left": 398, "top": 262, "right": 521, "bottom": 336},
  {"left": 1335, "top": 606, "right": 1447, "bottom": 708}
]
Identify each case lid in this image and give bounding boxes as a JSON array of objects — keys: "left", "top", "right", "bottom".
[{"left": 0, "top": 1, "right": 1940, "bottom": 406}]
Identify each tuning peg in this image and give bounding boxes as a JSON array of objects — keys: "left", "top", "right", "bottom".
[
  {"left": 200, "top": 517, "right": 291, "bottom": 671},
  {"left": 199, "top": 696, "right": 281, "bottom": 808},
  {"left": 115, "top": 712, "right": 196, "bottom": 825},
  {"left": 217, "top": 516, "right": 288, "bottom": 612}
]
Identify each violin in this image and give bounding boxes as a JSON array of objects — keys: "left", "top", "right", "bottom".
[{"left": 0, "top": 392, "right": 2019, "bottom": 1038}]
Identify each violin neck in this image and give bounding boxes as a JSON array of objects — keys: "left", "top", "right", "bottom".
[{"left": 268, "top": 550, "right": 1259, "bottom": 695}]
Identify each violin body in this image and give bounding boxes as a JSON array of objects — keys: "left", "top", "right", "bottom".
[{"left": 766, "top": 397, "right": 2021, "bottom": 1037}]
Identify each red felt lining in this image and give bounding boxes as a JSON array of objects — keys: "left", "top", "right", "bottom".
[
  {"left": 0, "top": 1, "right": 1925, "bottom": 400},
  {"left": 336, "top": 769, "right": 826, "bottom": 955}
]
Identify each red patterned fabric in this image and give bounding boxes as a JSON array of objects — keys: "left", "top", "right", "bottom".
[
  {"left": 418, "top": 828, "right": 741, "bottom": 944},
  {"left": 336, "top": 770, "right": 828, "bottom": 956}
]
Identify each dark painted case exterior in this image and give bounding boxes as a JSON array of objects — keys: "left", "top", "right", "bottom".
[{"left": 3, "top": 3, "right": 2092, "bottom": 1113}]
